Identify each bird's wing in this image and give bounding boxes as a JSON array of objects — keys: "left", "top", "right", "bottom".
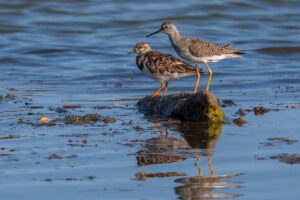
[
  {"left": 144, "top": 51, "right": 197, "bottom": 75},
  {"left": 188, "top": 38, "right": 239, "bottom": 57}
]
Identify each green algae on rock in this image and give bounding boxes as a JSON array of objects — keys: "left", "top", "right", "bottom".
[
  {"left": 137, "top": 92, "right": 224, "bottom": 122},
  {"left": 64, "top": 114, "right": 101, "bottom": 124}
]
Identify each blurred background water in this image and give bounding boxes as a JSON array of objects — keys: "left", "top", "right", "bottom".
[{"left": 0, "top": 0, "right": 300, "bottom": 199}]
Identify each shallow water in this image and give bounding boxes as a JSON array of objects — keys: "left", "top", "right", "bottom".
[{"left": 0, "top": 0, "right": 300, "bottom": 199}]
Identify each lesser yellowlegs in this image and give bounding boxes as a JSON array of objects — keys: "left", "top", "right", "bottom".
[{"left": 146, "top": 21, "right": 244, "bottom": 92}]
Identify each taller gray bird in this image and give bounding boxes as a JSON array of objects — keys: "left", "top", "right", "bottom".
[{"left": 146, "top": 21, "right": 244, "bottom": 92}]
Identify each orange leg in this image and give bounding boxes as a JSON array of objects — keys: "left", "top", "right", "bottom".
[
  {"left": 193, "top": 65, "right": 201, "bottom": 94},
  {"left": 151, "top": 81, "right": 164, "bottom": 98},
  {"left": 163, "top": 81, "right": 169, "bottom": 96}
]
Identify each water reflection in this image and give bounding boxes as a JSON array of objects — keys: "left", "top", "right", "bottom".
[
  {"left": 175, "top": 174, "right": 241, "bottom": 200},
  {"left": 176, "top": 122, "right": 222, "bottom": 176},
  {"left": 174, "top": 121, "right": 241, "bottom": 199},
  {"left": 135, "top": 120, "right": 241, "bottom": 199},
  {"left": 136, "top": 129, "right": 190, "bottom": 167}
]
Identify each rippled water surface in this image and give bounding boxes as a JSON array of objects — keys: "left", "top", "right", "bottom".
[{"left": 1, "top": 1, "right": 300, "bottom": 200}]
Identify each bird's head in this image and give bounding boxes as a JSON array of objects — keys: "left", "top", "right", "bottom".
[
  {"left": 128, "top": 42, "right": 151, "bottom": 55},
  {"left": 146, "top": 21, "right": 178, "bottom": 37}
]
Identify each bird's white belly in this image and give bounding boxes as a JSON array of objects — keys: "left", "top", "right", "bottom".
[
  {"left": 182, "top": 53, "right": 229, "bottom": 63},
  {"left": 142, "top": 67, "right": 181, "bottom": 81}
]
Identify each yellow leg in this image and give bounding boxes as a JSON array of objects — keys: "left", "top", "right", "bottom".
[
  {"left": 205, "top": 63, "right": 212, "bottom": 93},
  {"left": 207, "top": 155, "right": 215, "bottom": 176},
  {"left": 194, "top": 149, "right": 203, "bottom": 176},
  {"left": 151, "top": 81, "right": 164, "bottom": 98},
  {"left": 193, "top": 65, "right": 200, "bottom": 94},
  {"left": 163, "top": 81, "right": 168, "bottom": 96}
]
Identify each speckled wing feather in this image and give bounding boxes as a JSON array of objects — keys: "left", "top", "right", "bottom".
[
  {"left": 141, "top": 51, "right": 197, "bottom": 76},
  {"left": 188, "top": 38, "right": 241, "bottom": 57}
]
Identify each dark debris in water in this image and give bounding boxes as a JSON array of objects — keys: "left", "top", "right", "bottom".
[
  {"left": 256, "top": 46, "right": 300, "bottom": 56},
  {"left": 261, "top": 137, "right": 298, "bottom": 147},
  {"left": 253, "top": 106, "right": 270, "bottom": 115},
  {"left": 55, "top": 107, "right": 68, "bottom": 113},
  {"left": 0, "top": 147, "right": 15, "bottom": 157},
  {"left": 0, "top": 135, "right": 21, "bottom": 140},
  {"left": 63, "top": 105, "right": 81, "bottom": 109},
  {"left": 135, "top": 171, "right": 185, "bottom": 181},
  {"left": 59, "top": 133, "right": 90, "bottom": 137},
  {"left": 0, "top": 91, "right": 16, "bottom": 101},
  {"left": 48, "top": 153, "right": 78, "bottom": 160},
  {"left": 236, "top": 108, "right": 248, "bottom": 117},
  {"left": 67, "top": 139, "right": 89, "bottom": 147},
  {"left": 103, "top": 117, "right": 116, "bottom": 124},
  {"left": 64, "top": 114, "right": 101, "bottom": 124},
  {"left": 29, "top": 106, "right": 44, "bottom": 109},
  {"left": 43, "top": 176, "right": 96, "bottom": 182},
  {"left": 236, "top": 106, "right": 279, "bottom": 117},
  {"left": 93, "top": 106, "right": 114, "bottom": 109},
  {"left": 270, "top": 153, "right": 300, "bottom": 165},
  {"left": 64, "top": 114, "right": 116, "bottom": 124},
  {"left": 219, "top": 99, "right": 236, "bottom": 107},
  {"left": 48, "top": 154, "right": 62, "bottom": 160},
  {"left": 233, "top": 117, "right": 246, "bottom": 127}
]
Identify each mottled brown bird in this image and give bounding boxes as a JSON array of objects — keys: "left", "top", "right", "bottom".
[{"left": 128, "top": 42, "right": 201, "bottom": 97}]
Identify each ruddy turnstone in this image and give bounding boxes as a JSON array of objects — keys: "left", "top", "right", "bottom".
[{"left": 128, "top": 42, "right": 201, "bottom": 97}]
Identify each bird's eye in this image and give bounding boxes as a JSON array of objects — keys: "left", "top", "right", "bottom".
[{"left": 164, "top": 25, "right": 168, "bottom": 29}]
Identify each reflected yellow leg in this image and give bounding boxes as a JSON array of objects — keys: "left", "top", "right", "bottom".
[
  {"left": 205, "top": 62, "right": 212, "bottom": 93},
  {"left": 193, "top": 65, "right": 201, "bottom": 94},
  {"left": 194, "top": 149, "right": 203, "bottom": 176},
  {"left": 207, "top": 155, "right": 215, "bottom": 176},
  {"left": 163, "top": 81, "right": 169, "bottom": 96},
  {"left": 151, "top": 81, "right": 164, "bottom": 98}
]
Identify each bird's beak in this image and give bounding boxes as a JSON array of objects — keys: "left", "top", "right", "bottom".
[
  {"left": 128, "top": 50, "right": 135, "bottom": 54},
  {"left": 146, "top": 28, "right": 162, "bottom": 37}
]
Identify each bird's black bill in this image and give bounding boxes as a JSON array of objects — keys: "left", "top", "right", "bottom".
[
  {"left": 146, "top": 28, "right": 162, "bottom": 37},
  {"left": 128, "top": 50, "right": 134, "bottom": 54}
]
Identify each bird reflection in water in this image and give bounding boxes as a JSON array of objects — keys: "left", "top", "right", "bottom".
[
  {"left": 176, "top": 121, "right": 222, "bottom": 176},
  {"left": 174, "top": 121, "right": 242, "bottom": 199},
  {"left": 135, "top": 120, "right": 241, "bottom": 199}
]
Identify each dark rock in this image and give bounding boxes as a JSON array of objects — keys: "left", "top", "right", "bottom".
[
  {"left": 253, "top": 106, "right": 270, "bottom": 115},
  {"left": 103, "top": 117, "right": 116, "bottom": 123},
  {"left": 233, "top": 117, "right": 246, "bottom": 127},
  {"left": 137, "top": 92, "right": 224, "bottom": 122},
  {"left": 63, "top": 105, "right": 81, "bottom": 109},
  {"left": 64, "top": 114, "right": 101, "bottom": 124},
  {"left": 55, "top": 107, "right": 68, "bottom": 113},
  {"left": 48, "top": 154, "right": 62, "bottom": 160},
  {"left": 219, "top": 99, "right": 236, "bottom": 107},
  {"left": 236, "top": 108, "right": 247, "bottom": 117}
]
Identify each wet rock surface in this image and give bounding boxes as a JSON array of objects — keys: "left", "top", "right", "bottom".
[
  {"left": 233, "top": 117, "right": 247, "bottom": 127},
  {"left": 64, "top": 114, "right": 101, "bottom": 124},
  {"left": 137, "top": 92, "right": 224, "bottom": 122}
]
